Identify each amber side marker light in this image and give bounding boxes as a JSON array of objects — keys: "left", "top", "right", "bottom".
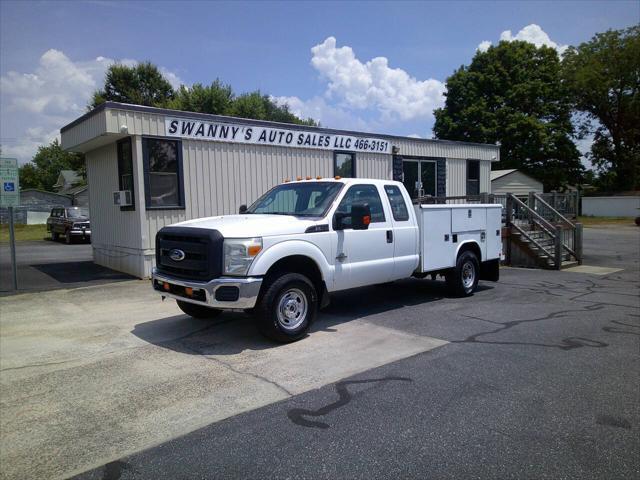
[
  {"left": 283, "top": 178, "right": 290, "bottom": 183},
  {"left": 185, "top": 287, "right": 193, "bottom": 297},
  {"left": 163, "top": 282, "right": 170, "bottom": 291},
  {"left": 248, "top": 245, "right": 262, "bottom": 256},
  {"left": 334, "top": 176, "right": 342, "bottom": 180},
  {"left": 306, "top": 176, "right": 312, "bottom": 180},
  {"left": 316, "top": 176, "right": 322, "bottom": 180},
  {"left": 363, "top": 215, "right": 371, "bottom": 226},
  {"left": 296, "top": 176, "right": 302, "bottom": 181}
]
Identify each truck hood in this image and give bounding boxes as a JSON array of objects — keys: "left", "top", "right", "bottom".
[{"left": 173, "top": 214, "right": 322, "bottom": 237}]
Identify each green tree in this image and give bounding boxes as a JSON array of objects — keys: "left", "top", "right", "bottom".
[
  {"left": 433, "top": 40, "right": 583, "bottom": 191},
  {"left": 91, "top": 62, "right": 174, "bottom": 109},
  {"left": 169, "top": 79, "right": 234, "bottom": 114},
  {"left": 19, "top": 139, "right": 85, "bottom": 191},
  {"left": 562, "top": 26, "right": 640, "bottom": 191}
]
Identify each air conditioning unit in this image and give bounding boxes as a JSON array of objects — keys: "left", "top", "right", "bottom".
[{"left": 113, "top": 190, "right": 133, "bottom": 206}]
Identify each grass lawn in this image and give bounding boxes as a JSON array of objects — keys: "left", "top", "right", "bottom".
[
  {"left": 0, "top": 224, "right": 48, "bottom": 243},
  {"left": 578, "top": 216, "right": 638, "bottom": 227}
]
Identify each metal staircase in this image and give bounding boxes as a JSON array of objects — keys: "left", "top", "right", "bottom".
[{"left": 505, "top": 193, "right": 583, "bottom": 270}]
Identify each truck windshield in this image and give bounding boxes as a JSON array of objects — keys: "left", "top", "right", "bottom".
[
  {"left": 68, "top": 208, "right": 89, "bottom": 218},
  {"left": 247, "top": 182, "right": 343, "bottom": 217}
]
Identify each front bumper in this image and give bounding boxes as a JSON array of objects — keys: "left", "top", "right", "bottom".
[
  {"left": 151, "top": 268, "right": 262, "bottom": 310},
  {"left": 70, "top": 229, "right": 91, "bottom": 236}
]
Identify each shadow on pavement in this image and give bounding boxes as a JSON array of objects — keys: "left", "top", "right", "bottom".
[
  {"left": 132, "top": 278, "right": 492, "bottom": 355},
  {"left": 31, "top": 261, "right": 134, "bottom": 283}
]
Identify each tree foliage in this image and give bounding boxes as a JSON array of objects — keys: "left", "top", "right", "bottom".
[
  {"left": 19, "top": 139, "right": 85, "bottom": 191},
  {"left": 91, "top": 62, "right": 174, "bottom": 108},
  {"left": 433, "top": 41, "right": 583, "bottom": 191},
  {"left": 562, "top": 26, "right": 640, "bottom": 191},
  {"left": 91, "top": 65, "right": 316, "bottom": 126}
]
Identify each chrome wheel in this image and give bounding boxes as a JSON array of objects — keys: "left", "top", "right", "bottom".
[
  {"left": 462, "top": 261, "right": 475, "bottom": 289},
  {"left": 276, "top": 288, "right": 308, "bottom": 331}
]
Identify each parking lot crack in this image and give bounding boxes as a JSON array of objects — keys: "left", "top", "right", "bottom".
[{"left": 174, "top": 341, "right": 294, "bottom": 396}]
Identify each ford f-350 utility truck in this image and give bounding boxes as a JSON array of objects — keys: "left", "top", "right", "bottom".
[{"left": 152, "top": 178, "right": 501, "bottom": 342}]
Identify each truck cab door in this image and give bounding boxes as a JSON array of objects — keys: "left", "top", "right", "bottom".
[
  {"left": 331, "top": 184, "right": 394, "bottom": 291},
  {"left": 383, "top": 184, "right": 419, "bottom": 280}
]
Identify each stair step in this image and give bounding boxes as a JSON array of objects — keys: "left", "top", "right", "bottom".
[{"left": 560, "top": 261, "right": 579, "bottom": 269}]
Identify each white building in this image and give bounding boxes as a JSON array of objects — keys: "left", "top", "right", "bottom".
[
  {"left": 490, "top": 169, "right": 543, "bottom": 196},
  {"left": 61, "top": 102, "right": 500, "bottom": 277}
]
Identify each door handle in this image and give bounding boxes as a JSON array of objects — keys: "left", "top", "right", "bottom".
[
  {"left": 336, "top": 252, "right": 348, "bottom": 262},
  {"left": 386, "top": 230, "right": 393, "bottom": 243}
]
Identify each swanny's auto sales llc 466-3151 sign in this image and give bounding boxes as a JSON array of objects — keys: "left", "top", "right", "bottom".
[{"left": 165, "top": 117, "right": 393, "bottom": 154}]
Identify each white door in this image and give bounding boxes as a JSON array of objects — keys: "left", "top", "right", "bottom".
[
  {"left": 331, "top": 184, "right": 394, "bottom": 290},
  {"left": 382, "top": 184, "right": 419, "bottom": 279}
]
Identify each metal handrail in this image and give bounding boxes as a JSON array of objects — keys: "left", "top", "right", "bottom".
[
  {"left": 511, "top": 222, "right": 554, "bottom": 260},
  {"left": 509, "top": 194, "right": 556, "bottom": 233},
  {"left": 533, "top": 194, "right": 575, "bottom": 228}
]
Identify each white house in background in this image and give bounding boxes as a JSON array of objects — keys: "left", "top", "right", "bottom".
[
  {"left": 53, "top": 170, "right": 81, "bottom": 192},
  {"left": 490, "top": 169, "right": 543, "bottom": 196}
]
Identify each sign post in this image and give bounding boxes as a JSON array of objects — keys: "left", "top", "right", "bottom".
[{"left": 1, "top": 158, "right": 19, "bottom": 291}]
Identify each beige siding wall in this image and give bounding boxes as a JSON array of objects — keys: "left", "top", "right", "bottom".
[
  {"left": 480, "top": 160, "right": 491, "bottom": 193},
  {"left": 491, "top": 171, "right": 543, "bottom": 196},
  {"left": 446, "top": 158, "right": 492, "bottom": 196},
  {"left": 357, "top": 152, "right": 392, "bottom": 179},
  {"left": 86, "top": 143, "right": 145, "bottom": 277},
  {"left": 446, "top": 159, "right": 466, "bottom": 196},
  {"left": 394, "top": 137, "right": 499, "bottom": 162},
  {"left": 61, "top": 111, "right": 107, "bottom": 151}
]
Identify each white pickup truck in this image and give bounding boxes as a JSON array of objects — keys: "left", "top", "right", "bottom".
[{"left": 152, "top": 178, "right": 501, "bottom": 342}]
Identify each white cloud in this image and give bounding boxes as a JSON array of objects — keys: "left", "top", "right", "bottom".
[
  {"left": 271, "top": 95, "right": 377, "bottom": 132},
  {"left": 0, "top": 50, "right": 182, "bottom": 163},
  {"left": 309, "top": 37, "right": 445, "bottom": 122},
  {"left": 477, "top": 41, "right": 492, "bottom": 53},
  {"left": 478, "top": 24, "right": 568, "bottom": 55}
]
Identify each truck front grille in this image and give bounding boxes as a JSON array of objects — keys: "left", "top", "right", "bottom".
[{"left": 155, "top": 226, "right": 223, "bottom": 281}]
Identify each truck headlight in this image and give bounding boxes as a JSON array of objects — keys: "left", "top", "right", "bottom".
[{"left": 223, "top": 238, "right": 262, "bottom": 276}]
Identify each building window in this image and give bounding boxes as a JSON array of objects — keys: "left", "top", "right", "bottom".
[
  {"left": 334, "top": 152, "right": 355, "bottom": 178},
  {"left": 117, "top": 138, "right": 135, "bottom": 211},
  {"left": 467, "top": 160, "right": 480, "bottom": 195},
  {"left": 143, "top": 138, "right": 185, "bottom": 209}
]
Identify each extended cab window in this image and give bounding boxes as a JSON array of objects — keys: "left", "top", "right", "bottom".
[
  {"left": 336, "top": 184, "right": 385, "bottom": 228},
  {"left": 248, "top": 182, "right": 343, "bottom": 217},
  {"left": 384, "top": 185, "right": 410, "bottom": 221}
]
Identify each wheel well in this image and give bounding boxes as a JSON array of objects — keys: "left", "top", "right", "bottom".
[
  {"left": 458, "top": 242, "right": 482, "bottom": 262},
  {"left": 263, "top": 255, "right": 325, "bottom": 298}
]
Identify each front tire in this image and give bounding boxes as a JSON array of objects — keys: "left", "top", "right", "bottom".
[
  {"left": 446, "top": 250, "right": 480, "bottom": 297},
  {"left": 65, "top": 230, "right": 73, "bottom": 244},
  {"left": 51, "top": 231, "right": 59, "bottom": 241},
  {"left": 255, "top": 273, "right": 317, "bottom": 343},
  {"left": 177, "top": 300, "right": 222, "bottom": 319}
]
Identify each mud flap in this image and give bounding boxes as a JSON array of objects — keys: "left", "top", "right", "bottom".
[{"left": 480, "top": 259, "right": 500, "bottom": 282}]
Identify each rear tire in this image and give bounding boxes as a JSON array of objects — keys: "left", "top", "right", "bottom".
[
  {"left": 177, "top": 300, "right": 222, "bottom": 319},
  {"left": 446, "top": 250, "right": 480, "bottom": 297},
  {"left": 255, "top": 273, "right": 317, "bottom": 343}
]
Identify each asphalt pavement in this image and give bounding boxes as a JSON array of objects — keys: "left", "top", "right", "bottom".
[
  {"left": 0, "top": 240, "right": 133, "bottom": 294},
  {"left": 1, "top": 226, "right": 638, "bottom": 479}
]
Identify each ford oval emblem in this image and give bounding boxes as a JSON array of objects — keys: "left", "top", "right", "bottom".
[{"left": 169, "top": 248, "right": 186, "bottom": 262}]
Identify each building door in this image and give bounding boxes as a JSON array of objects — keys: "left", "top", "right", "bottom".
[{"left": 402, "top": 160, "right": 437, "bottom": 199}]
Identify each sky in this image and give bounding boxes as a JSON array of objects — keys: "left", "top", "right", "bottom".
[{"left": 0, "top": 0, "right": 638, "bottom": 164}]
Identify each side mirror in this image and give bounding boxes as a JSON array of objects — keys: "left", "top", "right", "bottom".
[
  {"left": 351, "top": 203, "right": 371, "bottom": 230},
  {"left": 238, "top": 204, "right": 248, "bottom": 214}
]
